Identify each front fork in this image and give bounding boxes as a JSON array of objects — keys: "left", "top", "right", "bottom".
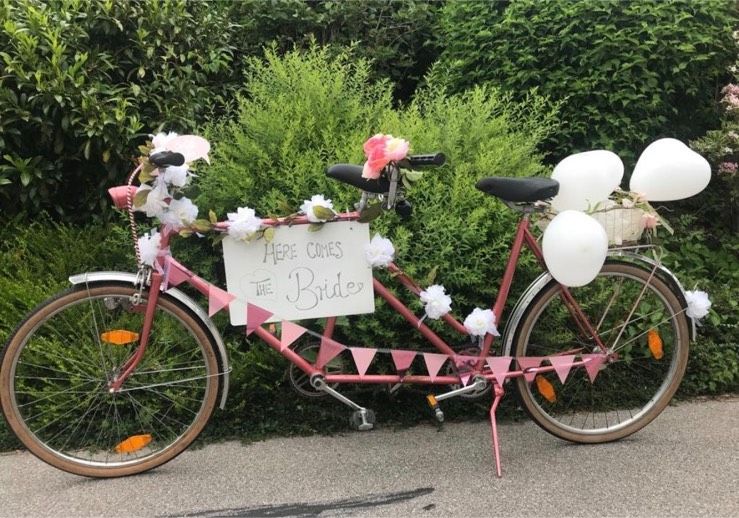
[{"left": 108, "top": 270, "right": 163, "bottom": 392}]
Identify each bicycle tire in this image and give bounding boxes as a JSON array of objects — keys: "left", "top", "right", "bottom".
[
  {"left": 513, "top": 261, "right": 690, "bottom": 443},
  {"left": 0, "top": 282, "right": 220, "bottom": 477}
]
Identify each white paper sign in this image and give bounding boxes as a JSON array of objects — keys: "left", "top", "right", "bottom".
[{"left": 222, "top": 221, "right": 375, "bottom": 325}]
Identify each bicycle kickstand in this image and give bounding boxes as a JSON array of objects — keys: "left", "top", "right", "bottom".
[{"left": 489, "top": 383, "right": 505, "bottom": 478}]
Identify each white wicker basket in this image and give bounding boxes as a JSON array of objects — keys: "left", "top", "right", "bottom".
[{"left": 537, "top": 206, "right": 646, "bottom": 245}]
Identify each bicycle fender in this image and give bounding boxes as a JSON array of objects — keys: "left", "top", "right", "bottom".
[
  {"left": 500, "top": 254, "right": 695, "bottom": 357},
  {"left": 68, "top": 271, "right": 230, "bottom": 409}
]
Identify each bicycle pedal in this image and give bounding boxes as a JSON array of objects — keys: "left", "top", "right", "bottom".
[
  {"left": 350, "top": 409, "right": 375, "bottom": 431},
  {"left": 426, "top": 394, "right": 445, "bottom": 423}
]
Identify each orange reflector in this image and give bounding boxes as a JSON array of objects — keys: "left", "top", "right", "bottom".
[
  {"left": 535, "top": 375, "right": 557, "bottom": 403},
  {"left": 426, "top": 394, "right": 438, "bottom": 408},
  {"left": 647, "top": 329, "right": 664, "bottom": 360},
  {"left": 101, "top": 330, "right": 139, "bottom": 346},
  {"left": 115, "top": 434, "right": 152, "bottom": 454}
]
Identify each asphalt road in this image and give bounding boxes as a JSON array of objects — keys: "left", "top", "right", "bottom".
[{"left": 1, "top": 397, "right": 737, "bottom": 517}]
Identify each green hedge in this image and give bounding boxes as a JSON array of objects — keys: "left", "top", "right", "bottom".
[{"left": 432, "top": 0, "right": 738, "bottom": 165}]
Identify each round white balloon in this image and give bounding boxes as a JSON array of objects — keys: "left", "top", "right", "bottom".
[
  {"left": 550, "top": 150, "right": 624, "bottom": 212},
  {"left": 167, "top": 135, "right": 211, "bottom": 164},
  {"left": 629, "top": 138, "right": 710, "bottom": 201},
  {"left": 542, "top": 210, "right": 609, "bottom": 287}
]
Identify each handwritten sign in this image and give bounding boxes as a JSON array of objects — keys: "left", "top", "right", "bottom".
[{"left": 222, "top": 221, "right": 375, "bottom": 325}]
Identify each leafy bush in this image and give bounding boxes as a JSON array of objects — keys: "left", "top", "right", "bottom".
[
  {"left": 0, "top": 0, "right": 237, "bottom": 220},
  {"left": 225, "top": 0, "right": 441, "bottom": 101},
  {"left": 432, "top": 0, "right": 738, "bottom": 165},
  {"left": 198, "top": 46, "right": 557, "bottom": 348}
]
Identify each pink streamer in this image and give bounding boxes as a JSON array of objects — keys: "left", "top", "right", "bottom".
[
  {"left": 280, "top": 321, "right": 307, "bottom": 351},
  {"left": 453, "top": 355, "right": 478, "bottom": 387},
  {"left": 423, "top": 353, "right": 448, "bottom": 381},
  {"left": 581, "top": 353, "right": 607, "bottom": 383},
  {"left": 207, "top": 284, "right": 236, "bottom": 317},
  {"left": 316, "top": 337, "right": 346, "bottom": 369},
  {"left": 390, "top": 350, "right": 416, "bottom": 374},
  {"left": 350, "top": 348, "right": 377, "bottom": 377},
  {"left": 547, "top": 355, "right": 576, "bottom": 384},
  {"left": 486, "top": 356, "right": 512, "bottom": 387},
  {"left": 516, "top": 356, "right": 544, "bottom": 383},
  {"left": 246, "top": 303, "right": 273, "bottom": 336}
]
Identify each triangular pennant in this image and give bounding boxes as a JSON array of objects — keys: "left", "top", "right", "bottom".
[
  {"left": 280, "top": 321, "right": 307, "bottom": 351},
  {"left": 208, "top": 285, "right": 236, "bottom": 317},
  {"left": 315, "top": 337, "right": 346, "bottom": 369},
  {"left": 423, "top": 353, "right": 448, "bottom": 381},
  {"left": 516, "top": 356, "right": 544, "bottom": 383},
  {"left": 350, "top": 347, "right": 377, "bottom": 377},
  {"left": 486, "top": 356, "right": 512, "bottom": 387},
  {"left": 166, "top": 260, "right": 192, "bottom": 288},
  {"left": 547, "top": 355, "right": 576, "bottom": 384},
  {"left": 453, "top": 355, "right": 479, "bottom": 387},
  {"left": 246, "top": 303, "right": 273, "bottom": 336},
  {"left": 390, "top": 350, "right": 416, "bottom": 374},
  {"left": 581, "top": 353, "right": 607, "bottom": 383}
]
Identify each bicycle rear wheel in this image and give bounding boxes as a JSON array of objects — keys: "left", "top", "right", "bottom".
[
  {"left": 0, "top": 282, "right": 219, "bottom": 477},
  {"left": 513, "top": 261, "right": 689, "bottom": 443}
]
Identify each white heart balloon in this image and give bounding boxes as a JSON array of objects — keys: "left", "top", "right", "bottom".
[
  {"left": 629, "top": 138, "right": 710, "bottom": 201},
  {"left": 542, "top": 210, "right": 609, "bottom": 287},
  {"left": 550, "top": 150, "right": 624, "bottom": 212},
  {"left": 167, "top": 135, "right": 211, "bottom": 164}
]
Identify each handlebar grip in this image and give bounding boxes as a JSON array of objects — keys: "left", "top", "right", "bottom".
[
  {"left": 149, "top": 150, "right": 186, "bottom": 168},
  {"left": 407, "top": 153, "right": 446, "bottom": 167}
]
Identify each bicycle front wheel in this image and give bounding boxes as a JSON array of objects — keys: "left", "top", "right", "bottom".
[
  {"left": 0, "top": 282, "right": 220, "bottom": 477},
  {"left": 513, "top": 261, "right": 690, "bottom": 443}
]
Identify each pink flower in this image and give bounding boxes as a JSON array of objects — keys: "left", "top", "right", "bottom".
[
  {"left": 721, "top": 83, "right": 739, "bottom": 97},
  {"left": 718, "top": 162, "right": 738, "bottom": 176},
  {"left": 642, "top": 213, "right": 659, "bottom": 230},
  {"left": 361, "top": 133, "right": 410, "bottom": 179},
  {"left": 384, "top": 136, "right": 410, "bottom": 161}
]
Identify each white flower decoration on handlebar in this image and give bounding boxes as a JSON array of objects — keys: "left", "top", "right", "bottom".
[
  {"left": 135, "top": 180, "right": 169, "bottom": 218},
  {"left": 464, "top": 308, "right": 500, "bottom": 338},
  {"left": 362, "top": 133, "right": 410, "bottom": 179},
  {"left": 150, "top": 131, "right": 179, "bottom": 155},
  {"left": 300, "top": 194, "right": 335, "bottom": 223},
  {"left": 685, "top": 290, "right": 712, "bottom": 320},
  {"left": 420, "top": 284, "right": 452, "bottom": 320},
  {"left": 137, "top": 229, "right": 161, "bottom": 267},
  {"left": 227, "top": 206, "right": 263, "bottom": 241},
  {"left": 160, "top": 197, "right": 198, "bottom": 229},
  {"left": 161, "top": 164, "right": 190, "bottom": 188},
  {"left": 364, "top": 234, "right": 395, "bottom": 268}
]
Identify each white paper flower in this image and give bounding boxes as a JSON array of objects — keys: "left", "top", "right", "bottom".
[
  {"left": 420, "top": 284, "right": 452, "bottom": 319},
  {"left": 227, "top": 206, "right": 263, "bottom": 240},
  {"left": 463, "top": 308, "right": 500, "bottom": 337},
  {"left": 151, "top": 131, "right": 179, "bottom": 152},
  {"left": 161, "top": 164, "right": 190, "bottom": 187},
  {"left": 138, "top": 229, "right": 161, "bottom": 267},
  {"left": 160, "top": 196, "right": 198, "bottom": 228},
  {"left": 300, "top": 194, "right": 335, "bottom": 223},
  {"left": 364, "top": 234, "right": 395, "bottom": 268},
  {"left": 135, "top": 180, "right": 170, "bottom": 218},
  {"left": 685, "top": 290, "right": 712, "bottom": 319}
]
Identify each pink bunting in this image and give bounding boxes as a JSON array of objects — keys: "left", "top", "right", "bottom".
[
  {"left": 454, "top": 355, "right": 479, "bottom": 387},
  {"left": 486, "top": 356, "right": 512, "bottom": 387},
  {"left": 581, "top": 353, "right": 607, "bottom": 383},
  {"left": 516, "top": 356, "right": 544, "bottom": 383},
  {"left": 390, "top": 350, "right": 416, "bottom": 375},
  {"left": 246, "top": 303, "right": 273, "bottom": 336},
  {"left": 165, "top": 258, "right": 192, "bottom": 288},
  {"left": 547, "top": 355, "right": 576, "bottom": 384},
  {"left": 280, "top": 321, "right": 307, "bottom": 351},
  {"left": 350, "top": 348, "right": 377, "bottom": 377},
  {"left": 423, "top": 353, "right": 448, "bottom": 381},
  {"left": 208, "top": 285, "right": 236, "bottom": 317},
  {"left": 316, "top": 337, "right": 346, "bottom": 369}
]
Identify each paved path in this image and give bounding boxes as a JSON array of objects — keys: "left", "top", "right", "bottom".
[{"left": 1, "top": 397, "right": 737, "bottom": 517}]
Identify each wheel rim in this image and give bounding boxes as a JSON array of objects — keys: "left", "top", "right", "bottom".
[
  {"left": 4, "top": 288, "right": 216, "bottom": 469},
  {"left": 517, "top": 267, "right": 686, "bottom": 437}
]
